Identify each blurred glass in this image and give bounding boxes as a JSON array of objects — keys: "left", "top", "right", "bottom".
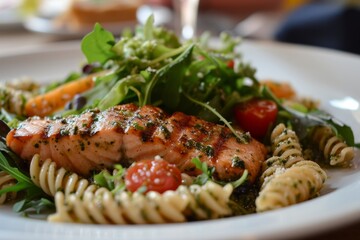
[{"left": 172, "top": 0, "right": 199, "bottom": 39}]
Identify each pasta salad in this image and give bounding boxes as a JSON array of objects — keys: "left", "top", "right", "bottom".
[{"left": 0, "top": 16, "right": 358, "bottom": 224}]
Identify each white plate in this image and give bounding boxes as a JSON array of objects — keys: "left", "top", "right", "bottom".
[{"left": 0, "top": 40, "right": 360, "bottom": 240}]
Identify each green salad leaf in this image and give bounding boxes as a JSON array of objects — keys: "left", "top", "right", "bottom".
[
  {"left": 13, "top": 198, "right": 55, "bottom": 214},
  {"left": 0, "top": 141, "right": 49, "bottom": 213},
  {"left": 81, "top": 23, "right": 116, "bottom": 64},
  {"left": 93, "top": 164, "right": 125, "bottom": 193},
  {"left": 142, "top": 44, "right": 194, "bottom": 108}
]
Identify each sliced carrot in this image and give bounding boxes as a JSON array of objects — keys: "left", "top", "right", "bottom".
[
  {"left": 25, "top": 72, "right": 102, "bottom": 117},
  {"left": 261, "top": 80, "right": 296, "bottom": 99}
]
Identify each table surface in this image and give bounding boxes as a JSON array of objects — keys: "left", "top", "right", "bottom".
[{"left": 1, "top": 24, "right": 360, "bottom": 240}]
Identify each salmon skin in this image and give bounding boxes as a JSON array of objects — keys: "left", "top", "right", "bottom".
[{"left": 6, "top": 104, "right": 267, "bottom": 182}]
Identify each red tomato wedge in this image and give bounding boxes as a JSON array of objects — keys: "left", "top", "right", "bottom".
[
  {"left": 227, "top": 60, "right": 235, "bottom": 69},
  {"left": 125, "top": 158, "right": 182, "bottom": 193},
  {"left": 234, "top": 99, "right": 278, "bottom": 140}
]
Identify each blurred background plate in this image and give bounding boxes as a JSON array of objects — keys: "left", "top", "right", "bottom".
[
  {"left": 23, "top": 15, "right": 137, "bottom": 37},
  {"left": 23, "top": 4, "right": 172, "bottom": 37},
  {"left": 0, "top": 1, "right": 23, "bottom": 30}
]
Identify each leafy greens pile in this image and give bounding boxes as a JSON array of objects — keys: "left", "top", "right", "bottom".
[{"left": 63, "top": 15, "right": 259, "bottom": 123}]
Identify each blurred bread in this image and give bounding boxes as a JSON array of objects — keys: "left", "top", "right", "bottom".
[{"left": 56, "top": 0, "right": 142, "bottom": 30}]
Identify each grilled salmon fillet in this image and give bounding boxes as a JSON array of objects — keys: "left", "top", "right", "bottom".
[{"left": 6, "top": 104, "right": 267, "bottom": 182}]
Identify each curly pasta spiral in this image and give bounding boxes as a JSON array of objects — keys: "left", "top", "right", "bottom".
[
  {"left": 256, "top": 160, "right": 327, "bottom": 212},
  {"left": 49, "top": 188, "right": 188, "bottom": 224},
  {"left": 312, "top": 126, "right": 355, "bottom": 166},
  {"left": 29, "top": 154, "right": 98, "bottom": 197},
  {"left": 48, "top": 181, "right": 233, "bottom": 224},
  {"left": 260, "top": 124, "right": 303, "bottom": 185},
  {"left": 178, "top": 182, "right": 233, "bottom": 220},
  {"left": 0, "top": 171, "right": 17, "bottom": 204},
  {"left": 270, "top": 123, "right": 303, "bottom": 160}
]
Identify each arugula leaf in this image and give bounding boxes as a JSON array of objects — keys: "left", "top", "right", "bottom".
[
  {"left": 192, "top": 157, "right": 215, "bottom": 185},
  {"left": 93, "top": 164, "right": 125, "bottom": 193},
  {"left": 142, "top": 44, "right": 194, "bottom": 107},
  {"left": 13, "top": 198, "right": 55, "bottom": 214},
  {"left": 218, "top": 32, "right": 241, "bottom": 54},
  {"left": 191, "top": 157, "right": 248, "bottom": 188},
  {"left": 143, "top": 14, "right": 154, "bottom": 41},
  {"left": 98, "top": 74, "right": 146, "bottom": 110},
  {"left": 184, "top": 92, "right": 249, "bottom": 143},
  {"left": 0, "top": 141, "right": 47, "bottom": 211},
  {"left": 160, "top": 48, "right": 194, "bottom": 110},
  {"left": 94, "top": 169, "right": 114, "bottom": 190},
  {"left": 0, "top": 152, "right": 33, "bottom": 190},
  {"left": 81, "top": 23, "right": 116, "bottom": 64}
]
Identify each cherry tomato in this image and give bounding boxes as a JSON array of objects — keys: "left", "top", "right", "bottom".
[
  {"left": 227, "top": 60, "right": 235, "bottom": 69},
  {"left": 234, "top": 99, "right": 278, "bottom": 139},
  {"left": 125, "top": 158, "right": 182, "bottom": 193}
]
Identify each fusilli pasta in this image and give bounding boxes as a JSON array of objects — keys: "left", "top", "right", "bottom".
[
  {"left": 48, "top": 181, "right": 234, "bottom": 224},
  {"left": 256, "top": 123, "right": 327, "bottom": 212},
  {"left": 256, "top": 160, "right": 327, "bottom": 212},
  {"left": 30, "top": 154, "right": 234, "bottom": 224},
  {"left": 260, "top": 123, "right": 303, "bottom": 185},
  {"left": 0, "top": 171, "right": 17, "bottom": 204},
  {"left": 30, "top": 154, "right": 99, "bottom": 198},
  {"left": 312, "top": 126, "right": 355, "bottom": 166}
]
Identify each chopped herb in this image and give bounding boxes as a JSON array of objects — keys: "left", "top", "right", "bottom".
[
  {"left": 232, "top": 156, "right": 245, "bottom": 169},
  {"left": 132, "top": 122, "right": 144, "bottom": 131},
  {"left": 159, "top": 125, "right": 170, "bottom": 139}
]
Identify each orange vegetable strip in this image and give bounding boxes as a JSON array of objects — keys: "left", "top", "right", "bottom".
[
  {"left": 261, "top": 80, "right": 296, "bottom": 100},
  {"left": 25, "top": 72, "right": 104, "bottom": 117}
]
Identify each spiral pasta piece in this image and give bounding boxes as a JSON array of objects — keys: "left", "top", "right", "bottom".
[
  {"left": 312, "top": 126, "right": 355, "bottom": 166},
  {"left": 48, "top": 181, "right": 234, "bottom": 224},
  {"left": 260, "top": 124, "right": 303, "bottom": 185},
  {"left": 270, "top": 123, "right": 303, "bottom": 160},
  {"left": 256, "top": 160, "right": 327, "bottom": 212},
  {"left": 179, "top": 182, "right": 233, "bottom": 220},
  {"left": 0, "top": 171, "right": 17, "bottom": 204},
  {"left": 31, "top": 155, "right": 233, "bottom": 223},
  {"left": 29, "top": 154, "right": 98, "bottom": 197}
]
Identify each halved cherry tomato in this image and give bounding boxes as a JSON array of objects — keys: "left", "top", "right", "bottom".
[
  {"left": 125, "top": 158, "right": 182, "bottom": 193},
  {"left": 227, "top": 60, "right": 235, "bottom": 69},
  {"left": 234, "top": 99, "right": 278, "bottom": 140}
]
